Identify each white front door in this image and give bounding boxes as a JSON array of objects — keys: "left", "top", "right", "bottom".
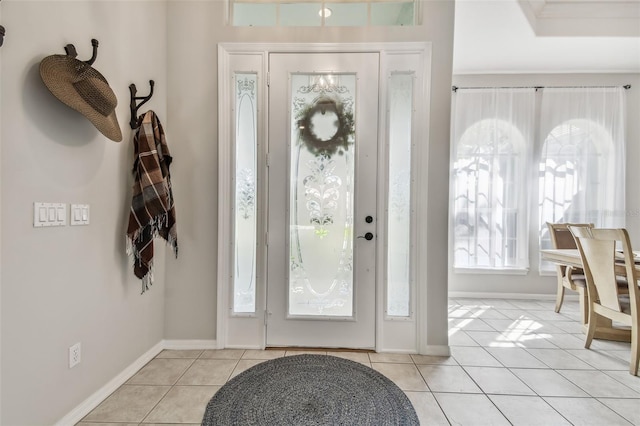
[{"left": 266, "top": 52, "right": 380, "bottom": 349}]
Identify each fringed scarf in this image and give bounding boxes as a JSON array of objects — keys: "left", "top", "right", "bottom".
[{"left": 126, "top": 110, "right": 178, "bottom": 293}]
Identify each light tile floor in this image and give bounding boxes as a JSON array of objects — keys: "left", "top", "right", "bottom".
[{"left": 78, "top": 298, "right": 640, "bottom": 425}]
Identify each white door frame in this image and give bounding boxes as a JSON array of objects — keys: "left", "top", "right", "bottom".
[
  {"left": 266, "top": 52, "right": 380, "bottom": 349},
  {"left": 217, "top": 42, "right": 433, "bottom": 353}
]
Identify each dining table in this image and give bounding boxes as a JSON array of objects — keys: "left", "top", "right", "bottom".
[
  {"left": 541, "top": 248, "right": 635, "bottom": 342},
  {"left": 541, "top": 248, "right": 640, "bottom": 274}
]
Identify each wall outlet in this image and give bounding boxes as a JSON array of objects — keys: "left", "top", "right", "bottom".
[{"left": 69, "top": 342, "right": 81, "bottom": 368}]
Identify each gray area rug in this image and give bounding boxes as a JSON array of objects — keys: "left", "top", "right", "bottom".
[{"left": 201, "top": 354, "right": 419, "bottom": 425}]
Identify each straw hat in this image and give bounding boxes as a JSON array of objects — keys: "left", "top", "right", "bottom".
[{"left": 40, "top": 54, "right": 122, "bottom": 142}]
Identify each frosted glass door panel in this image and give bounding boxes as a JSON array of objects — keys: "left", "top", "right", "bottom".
[
  {"left": 387, "top": 73, "right": 413, "bottom": 317},
  {"left": 289, "top": 74, "right": 356, "bottom": 317},
  {"left": 234, "top": 74, "right": 258, "bottom": 314},
  {"left": 267, "top": 52, "right": 378, "bottom": 349}
]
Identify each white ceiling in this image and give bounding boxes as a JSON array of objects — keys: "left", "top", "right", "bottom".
[{"left": 453, "top": 0, "right": 640, "bottom": 74}]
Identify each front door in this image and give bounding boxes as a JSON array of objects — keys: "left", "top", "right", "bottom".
[{"left": 266, "top": 52, "right": 379, "bottom": 349}]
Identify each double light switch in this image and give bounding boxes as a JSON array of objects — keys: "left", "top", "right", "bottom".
[{"left": 70, "top": 204, "right": 90, "bottom": 226}]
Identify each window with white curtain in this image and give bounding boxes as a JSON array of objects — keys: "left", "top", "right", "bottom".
[
  {"left": 450, "top": 89, "right": 535, "bottom": 270},
  {"left": 538, "top": 87, "right": 626, "bottom": 272}
]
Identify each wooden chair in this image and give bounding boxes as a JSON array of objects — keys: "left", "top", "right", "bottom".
[
  {"left": 547, "top": 222, "right": 593, "bottom": 323},
  {"left": 570, "top": 226, "right": 639, "bottom": 376}
]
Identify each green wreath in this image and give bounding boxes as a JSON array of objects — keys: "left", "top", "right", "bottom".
[{"left": 296, "top": 97, "right": 354, "bottom": 157}]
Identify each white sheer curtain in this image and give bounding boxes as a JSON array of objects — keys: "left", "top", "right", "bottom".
[
  {"left": 450, "top": 88, "right": 536, "bottom": 270},
  {"left": 538, "top": 87, "right": 626, "bottom": 270}
]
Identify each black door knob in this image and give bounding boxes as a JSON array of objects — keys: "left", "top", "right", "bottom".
[
  {"left": 365, "top": 215, "right": 374, "bottom": 223},
  {"left": 364, "top": 232, "right": 374, "bottom": 240}
]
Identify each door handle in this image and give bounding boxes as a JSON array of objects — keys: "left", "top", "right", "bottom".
[{"left": 358, "top": 232, "right": 374, "bottom": 241}]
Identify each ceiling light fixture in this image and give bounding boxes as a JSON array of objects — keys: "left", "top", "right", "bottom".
[{"left": 319, "top": 7, "right": 332, "bottom": 18}]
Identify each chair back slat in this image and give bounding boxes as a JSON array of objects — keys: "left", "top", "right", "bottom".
[
  {"left": 570, "top": 227, "right": 636, "bottom": 313},
  {"left": 547, "top": 222, "right": 593, "bottom": 250},
  {"left": 547, "top": 222, "right": 593, "bottom": 276}
]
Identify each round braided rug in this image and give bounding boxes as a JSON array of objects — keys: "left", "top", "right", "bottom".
[{"left": 201, "top": 354, "right": 419, "bottom": 425}]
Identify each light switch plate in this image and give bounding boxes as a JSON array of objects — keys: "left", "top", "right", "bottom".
[
  {"left": 34, "top": 203, "right": 66, "bottom": 227},
  {"left": 70, "top": 204, "right": 90, "bottom": 226}
]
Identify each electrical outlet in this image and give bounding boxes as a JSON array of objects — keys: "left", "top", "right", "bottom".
[{"left": 69, "top": 342, "right": 81, "bottom": 368}]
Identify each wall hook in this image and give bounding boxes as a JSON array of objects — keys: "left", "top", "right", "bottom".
[
  {"left": 64, "top": 39, "right": 99, "bottom": 65},
  {"left": 0, "top": 0, "right": 4, "bottom": 48},
  {"left": 129, "top": 80, "right": 155, "bottom": 129}
]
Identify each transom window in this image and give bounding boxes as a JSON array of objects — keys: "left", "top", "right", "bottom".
[{"left": 230, "top": 0, "right": 416, "bottom": 26}]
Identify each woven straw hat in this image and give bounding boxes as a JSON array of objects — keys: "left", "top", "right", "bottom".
[{"left": 40, "top": 54, "right": 122, "bottom": 142}]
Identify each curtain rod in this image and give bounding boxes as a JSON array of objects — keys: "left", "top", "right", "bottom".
[{"left": 451, "top": 85, "right": 631, "bottom": 92}]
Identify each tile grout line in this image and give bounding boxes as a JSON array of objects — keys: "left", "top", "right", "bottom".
[
  {"left": 79, "top": 300, "right": 638, "bottom": 425},
  {"left": 138, "top": 352, "right": 200, "bottom": 424}
]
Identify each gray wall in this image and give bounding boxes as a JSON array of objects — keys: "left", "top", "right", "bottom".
[
  {"left": 0, "top": 0, "right": 454, "bottom": 423},
  {"left": 8, "top": 1, "right": 638, "bottom": 423},
  {"left": 8, "top": 1, "right": 637, "bottom": 423},
  {"left": 1, "top": 2, "right": 168, "bottom": 424},
  {"left": 450, "top": 73, "right": 640, "bottom": 295}
]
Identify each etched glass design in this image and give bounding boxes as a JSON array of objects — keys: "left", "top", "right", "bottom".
[
  {"left": 234, "top": 74, "right": 258, "bottom": 313},
  {"left": 289, "top": 73, "right": 356, "bottom": 317},
  {"left": 387, "top": 74, "right": 412, "bottom": 317}
]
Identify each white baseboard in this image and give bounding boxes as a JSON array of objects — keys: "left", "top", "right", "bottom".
[
  {"left": 55, "top": 341, "right": 164, "bottom": 426},
  {"left": 163, "top": 339, "right": 218, "bottom": 350},
  {"left": 448, "top": 291, "right": 578, "bottom": 301},
  {"left": 55, "top": 339, "right": 218, "bottom": 426}
]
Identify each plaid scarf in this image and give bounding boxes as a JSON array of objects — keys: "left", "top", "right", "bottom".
[{"left": 126, "top": 110, "right": 178, "bottom": 293}]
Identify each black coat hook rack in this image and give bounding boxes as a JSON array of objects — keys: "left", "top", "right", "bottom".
[
  {"left": 64, "top": 39, "right": 99, "bottom": 65},
  {"left": 129, "top": 80, "right": 155, "bottom": 129}
]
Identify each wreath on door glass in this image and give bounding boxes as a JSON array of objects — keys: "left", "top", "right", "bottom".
[{"left": 296, "top": 96, "right": 355, "bottom": 157}]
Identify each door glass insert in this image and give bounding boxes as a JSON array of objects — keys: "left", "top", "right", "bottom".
[
  {"left": 289, "top": 73, "right": 356, "bottom": 317},
  {"left": 234, "top": 73, "right": 258, "bottom": 314},
  {"left": 387, "top": 73, "right": 413, "bottom": 317}
]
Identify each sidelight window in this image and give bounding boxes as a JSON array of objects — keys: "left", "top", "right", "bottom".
[{"left": 233, "top": 73, "right": 259, "bottom": 314}]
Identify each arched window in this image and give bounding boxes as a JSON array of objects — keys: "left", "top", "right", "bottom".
[
  {"left": 538, "top": 88, "right": 626, "bottom": 271},
  {"left": 450, "top": 88, "right": 535, "bottom": 270},
  {"left": 539, "top": 120, "right": 611, "bottom": 224},
  {"left": 453, "top": 119, "right": 527, "bottom": 268}
]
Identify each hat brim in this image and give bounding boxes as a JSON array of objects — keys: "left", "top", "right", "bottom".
[{"left": 40, "top": 55, "right": 123, "bottom": 142}]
